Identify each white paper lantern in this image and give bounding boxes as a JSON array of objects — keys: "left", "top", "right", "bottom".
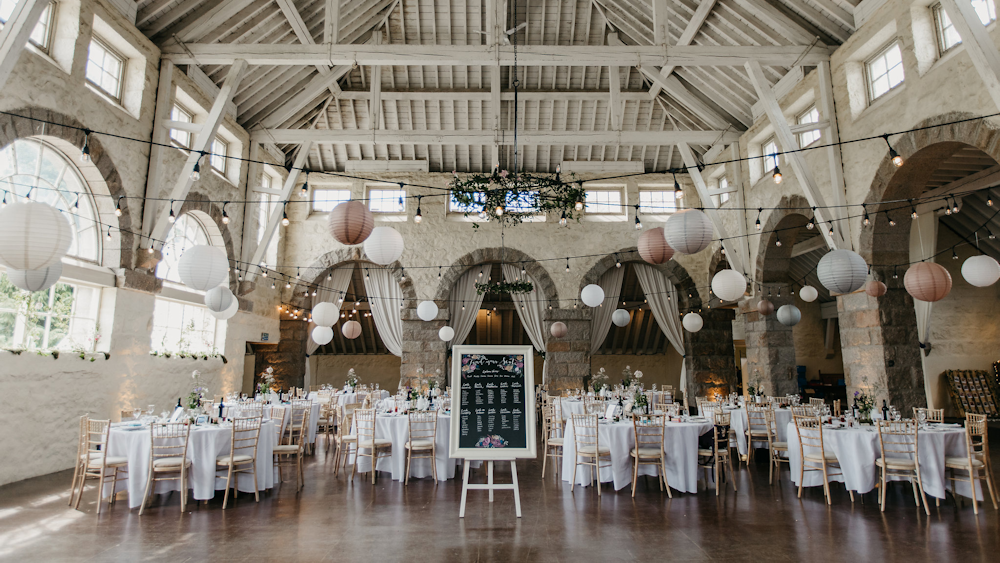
[
  {"left": 664, "top": 208, "right": 714, "bottom": 255},
  {"left": 312, "top": 302, "right": 339, "bottom": 327},
  {"left": 209, "top": 299, "right": 238, "bottom": 320},
  {"left": 0, "top": 201, "right": 73, "bottom": 270},
  {"left": 711, "top": 269, "right": 747, "bottom": 302},
  {"left": 439, "top": 326, "right": 455, "bottom": 341},
  {"left": 417, "top": 300, "right": 438, "bottom": 321},
  {"left": 611, "top": 309, "right": 630, "bottom": 327},
  {"left": 682, "top": 312, "right": 704, "bottom": 333},
  {"left": 312, "top": 326, "right": 334, "bottom": 345},
  {"left": 178, "top": 245, "right": 229, "bottom": 291},
  {"left": 816, "top": 249, "right": 868, "bottom": 295},
  {"left": 364, "top": 226, "right": 405, "bottom": 265},
  {"left": 962, "top": 255, "right": 1000, "bottom": 287},
  {"left": 7, "top": 262, "right": 63, "bottom": 293},
  {"left": 342, "top": 320, "right": 362, "bottom": 339},
  {"left": 776, "top": 304, "right": 802, "bottom": 326},
  {"left": 204, "top": 286, "right": 235, "bottom": 313},
  {"left": 799, "top": 285, "right": 819, "bottom": 303},
  {"left": 581, "top": 284, "right": 605, "bottom": 307}
]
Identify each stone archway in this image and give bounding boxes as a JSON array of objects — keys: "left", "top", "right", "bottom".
[{"left": 431, "top": 246, "right": 559, "bottom": 306}]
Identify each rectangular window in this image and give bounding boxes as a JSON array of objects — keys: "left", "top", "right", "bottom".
[
  {"left": 169, "top": 104, "right": 193, "bottom": 149},
  {"left": 368, "top": 187, "right": 406, "bottom": 213},
  {"left": 762, "top": 138, "right": 779, "bottom": 174},
  {"left": 718, "top": 177, "right": 730, "bottom": 205},
  {"left": 507, "top": 191, "right": 538, "bottom": 213},
  {"left": 151, "top": 297, "right": 222, "bottom": 355},
  {"left": 0, "top": 272, "right": 101, "bottom": 351},
  {"left": 638, "top": 190, "right": 677, "bottom": 214},
  {"left": 973, "top": 0, "right": 997, "bottom": 24},
  {"left": 797, "top": 107, "right": 821, "bottom": 147},
  {"left": 866, "top": 42, "right": 905, "bottom": 102},
  {"left": 449, "top": 191, "right": 485, "bottom": 214},
  {"left": 85, "top": 37, "right": 126, "bottom": 103},
  {"left": 0, "top": 1, "right": 54, "bottom": 52},
  {"left": 210, "top": 138, "right": 228, "bottom": 174},
  {"left": 584, "top": 189, "right": 624, "bottom": 214},
  {"left": 312, "top": 188, "right": 351, "bottom": 212}
]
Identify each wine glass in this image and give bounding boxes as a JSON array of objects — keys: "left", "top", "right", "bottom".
[
  {"left": 132, "top": 407, "right": 142, "bottom": 421},
  {"left": 146, "top": 405, "right": 155, "bottom": 418}
]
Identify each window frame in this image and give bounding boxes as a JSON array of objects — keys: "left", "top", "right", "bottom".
[
  {"left": 366, "top": 185, "right": 407, "bottom": 214},
  {"left": 169, "top": 103, "right": 194, "bottom": 150},
  {"left": 0, "top": 1, "right": 54, "bottom": 53},
  {"left": 209, "top": 137, "right": 228, "bottom": 175},
  {"left": 0, "top": 272, "right": 102, "bottom": 352},
  {"left": 865, "top": 41, "right": 905, "bottom": 104},
  {"left": 311, "top": 187, "right": 352, "bottom": 213},
  {"left": 85, "top": 35, "right": 127, "bottom": 104},
  {"left": 796, "top": 106, "right": 821, "bottom": 148},
  {"left": 717, "top": 177, "right": 731, "bottom": 206},
  {"left": 637, "top": 188, "right": 678, "bottom": 216},
  {"left": 761, "top": 137, "right": 780, "bottom": 175},
  {"left": 933, "top": 4, "right": 962, "bottom": 55},
  {"left": 150, "top": 296, "right": 224, "bottom": 355},
  {"left": 583, "top": 187, "right": 625, "bottom": 215}
]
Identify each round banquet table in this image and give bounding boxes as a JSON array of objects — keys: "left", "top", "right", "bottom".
[
  {"left": 728, "top": 406, "right": 792, "bottom": 456},
  {"left": 351, "top": 413, "right": 462, "bottom": 481},
  {"left": 558, "top": 398, "right": 587, "bottom": 420},
  {"left": 786, "top": 421, "right": 981, "bottom": 500},
  {"left": 561, "top": 416, "right": 714, "bottom": 493},
  {"left": 270, "top": 402, "right": 322, "bottom": 444},
  {"left": 332, "top": 390, "right": 390, "bottom": 408},
  {"left": 105, "top": 420, "right": 277, "bottom": 509}
]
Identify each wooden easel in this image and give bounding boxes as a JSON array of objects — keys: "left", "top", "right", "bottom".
[{"left": 458, "top": 459, "right": 521, "bottom": 518}]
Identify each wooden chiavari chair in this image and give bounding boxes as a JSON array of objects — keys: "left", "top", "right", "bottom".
[
  {"left": 793, "top": 414, "right": 852, "bottom": 504},
  {"left": 832, "top": 399, "right": 842, "bottom": 417},
  {"left": 698, "top": 400, "right": 720, "bottom": 417},
  {"left": 119, "top": 408, "right": 140, "bottom": 422},
  {"left": 549, "top": 396, "right": 564, "bottom": 424},
  {"left": 875, "top": 419, "right": 928, "bottom": 514},
  {"left": 583, "top": 395, "right": 603, "bottom": 415},
  {"left": 73, "top": 418, "right": 128, "bottom": 515},
  {"left": 631, "top": 413, "right": 670, "bottom": 498},
  {"left": 764, "top": 408, "right": 788, "bottom": 484},
  {"left": 317, "top": 401, "right": 337, "bottom": 451},
  {"left": 541, "top": 403, "right": 564, "bottom": 479},
  {"left": 809, "top": 398, "right": 825, "bottom": 408},
  {"left": 273, "top": 408, "right": 310, "bottom": 491},
  {"left": 913, "top": 407, "right": 944, "bottom": 423},
  {"left": 744, "top": 403, "right": 771, "bottom": 464},
  {"left": 698, "top": 411, "right": 737, "bottom": 495},
  {"left": 405, "top": 410, "right": 438, "bottom": 484},
  {"left": 69, "top": 415, "right": 88, "bottom": 507},
  {"left": 139, "top": 422, "right": 191, "bottom": 515},
  {"left": 352, "top": 408, "right": 392, "bottom": 484},
  {"left": 333, "top": 404, "right": 358, "bottom": 476},
  {"left": 945, "top": 413, "right": 998, "bottom": 513},
  {"left": 240, "top": 402, "right": 265, "bottom": 418},
  {"left": 790, "top": 405, "right": 817, "bottom": 417},
  {"left": 570, "top": 414, "right": 611, "bottom": 495},
  {"left": 769, "top": 396, "right": 793, "bottom": 408},
  {"left": 659, "top": 403, "right": 686, "bottom": 417},
  {"left": 216, "top": 415, "right": 262, "bottom": 508}
]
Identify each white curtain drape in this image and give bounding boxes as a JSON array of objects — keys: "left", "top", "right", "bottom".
[
  {"left": 501, "top": 264, "right": 548, "bottom": 383},
  {"left": 448, "top": 265, "right": 491, "bottom": 347},
  {"left": 590, "top": 266, "right": 625, "bottom": 354},
  {"left": 634, "top": 263, "right": 688, "bottom": 406},
  {"left": 304, "top": 265, "right": 354, "bottom": 389},
  {"left": 910, "top": 212, "right": 939, "bottom": 407},
  {"left": 364, "top": 267, "right": 404, "bottom": 357}
]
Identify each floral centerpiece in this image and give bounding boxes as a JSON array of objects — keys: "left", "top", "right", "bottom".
[
  {"left": 591, "top": 367, "right": 609, "bottom": 393},
  {"left": 257, "top": 366, "right": 276, "bottom": 396},
  {"left": 621, "top": 365, "right": 643, "bottom": 387},
  {"left": 746, "top": 369, "right": 765, "bottom": 399},
  {"left": 345, "top": 368, "right": 360, "bottom": 389},
  {"left": 187, "top": 370, "right": 208, "bottom": 410},
  {"left": 852, "top": 374, "right": 883, "bottom": 423}
]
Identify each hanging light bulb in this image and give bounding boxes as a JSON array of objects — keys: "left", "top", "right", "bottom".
[
  {"left": 282, "top": 203, "right": 290, "bottom": 226},
  {"left": 863, "top": 204, "right": 870, "bottom": 226},
  {"left": 80, "top": 131, "right": 91, "bottom": 162},
  {"left": 615, "top": 254, "right": 622, "bottom": 268},
  {"left": 191, "top": 153, "right": 202, "bottom": 181},
  {"left": 952, "top": 199, "right": 960, "bottom": 214},
  {"left": 168, "top": 201, "right": 176, "bottom": 223},
  {"left": 565, "top": 258, "right": 570, "bottom": 272},
  {"left": 414, "top": 196, "right": 423, "bottom": 224},
  {"left": 989, "top": 196, "right": 994, "bottom": 207},
  {"left": 1, "top": 191, "right": 6, "bottom": 208},
  {"left": 106, "top": 226, "right": 112, "bottom": 241},
  {"left": 559, "top": 209, "right": 567, "bottom": 226},
  {"left": 222, "top": 201, "right": 230, "bottom": 224},
  {"left": 883, "top": 135, "right": 903, "bottom": 167},
  {"left": 888, "top": 213, "right": 896, "bottom": 227},
  {"left": 285, "top": 279, "right": 291, "bottom": 289},
  {"left": 634, "top": 205, "right": 642, "bottom": 230},
  {"left": 574, "top": 192, "right": 584, "bottom": 211},
  {"left": 673, "top": 173, "right": 683, "bottom": 200},
  {"left": 300, "top": 172, "right": 309, "bottom": 197},
  {"left": 74, "top": 194, "right": 80, "bottom": 211},
  {"left": 755, "top": 208, "right": 762, "bottom": 231},
  {"left": 271, "top": 281, "right": 276, "bottom": 289},
  {"left": 400, "top": 268, "right": 406, "bottom": 282},
  {"left": 828, "top": 225, "right": 834, "bottom": 236},
  {"left": 115, "top": 196, "right": 123, "bottom": 217},
  {"left": 952, "top": 248, "right": 959, "bottom": 260},
  {"left": 775, "top": 236, "right": 782, "bottom": 247},
  {"left": 989, "top": 227, "right": 996, "bottom": 240},
  {"left": 520, "top": 264, "right": 526, "bottom": 276},
  {"left": 910, "top": 200, "right": 918, "bottom": 219},
  {"left": 495, "top": 204, "right": 504, "bottom": 216},
  {"left": 772, "top": 162, "right": 782, "bottom": 184},
  {"left": 148, "top": 245, "right": 154, "bottom": 254}
]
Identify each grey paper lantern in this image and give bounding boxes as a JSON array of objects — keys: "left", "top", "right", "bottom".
[
  {"left": 204, "top": 286, "right": 235, "bottom": 313},
  {"left": 816, "top": 249, "right": 868, "bottom": 294},
  {"left": 178, "top": 245, "right": 229, "bottom": 291},
  {"left": 0, "top": 201, "right": 73, "bottom": 271},
  {"left": 611, "top": 309, "right": 630, "bottom": 327},
  {"left": 550, "top": 321, "right": 568, "bottom": 338},
  {"left": 711, "top": 269, "right": 747, "bottom": 302},
  {"left": 776, "top": 304, "right": 801, "bottom": 326},
  {"left": 312, "top": 302, "right": 339, "bottom": 327},
  {"left": 363, "top": 226, "right": 405, "bottom": 265},
  {"left": 682, "top": 312, "right": 704, "bottom": 332},
  {"left": 209, "top": 299, "right": 238, "bottom": 320},
  {"left": 664, "top": 208, "right": 714, "bottom": 255},
  {"left": 312, "top": 325, "right": 334, "bottom": 345},
  {"left": 342, "top": 320, "right": 362, "bottom": 339},
  {"left": 7, "top": 262, "right": 63, "bottom": 293}
]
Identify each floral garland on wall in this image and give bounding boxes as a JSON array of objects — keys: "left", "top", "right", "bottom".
[{"left": 449, "top": 168, "right": 585, "bottom": 227}]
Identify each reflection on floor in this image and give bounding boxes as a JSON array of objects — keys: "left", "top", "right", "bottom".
[{"left": 1, "top": 434, "right": 998, "bottom": 562}]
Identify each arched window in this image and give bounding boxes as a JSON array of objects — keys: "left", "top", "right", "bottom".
[
  {"left": 0, "top": 138, "right": 101, "bottom": 263},
  {"left": 156, "top": 213, "right": 210, "bottom": 284}
]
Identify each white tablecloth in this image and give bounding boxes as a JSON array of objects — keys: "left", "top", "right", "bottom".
[
  {"left": 558, "top": 399, "right": 587, "bottom": 420},
  {"left": 351, "top": 413, "right": 461, "bottom": 481},
  {"left": 330, "top": 390, "right": 390, "bottom": 408},
  {"left": 106, "top": 420, "right": 277, "bottom": 508},
  {"left": 728, "top": 407, "right": 792, "bottom": 455},
  {"left": 269, "top": 402, "right": 322, "bottom": 444},
  {"left": 561, "top": 417, "right": 714, "bottom": 493},
  {"left": 786, "top": 422, "right": 979, "bottom": 500}
]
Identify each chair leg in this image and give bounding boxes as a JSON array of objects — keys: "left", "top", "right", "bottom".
[
  {"left": 970, "top": 470, "right": 979, "bottom": 515},
  {"left": 797, "top": 463, "right": 804, "bottom": 499},
  {"left": 631, "top": 458, "right": 639, "bottom": 498},
  {"left": 138, "top": 470, "right": 154, "bottom": 516},
  {"left": 181, "top": 469, "right": 188, "bottom": 513},
  {"left": 432, "top": 447, "right": 438, "bottom": 483},
  {"left": 108, "top": 468, "right": 119, "bottom": 507},
  {"left": 68, "top": 460, "right": 81, "bottom": 507},
  {"left": 821, "top": 465, "right": 831, "bottom": 505},
  {"left": 596, "top": 460, "right": 602, "bottom": 496},
  {"left": 880, "top": 468, "right": 887, "bottom": 512},
  {"left": 915, "top": 470, "right": 929, "bottom": 516},
  {"left": 728, "top": 456, "right": 737, "bottom": 492},
  {"left": 405, "top": 447, "right": 411, "bottom": 486},
  {"left": 222, "top": 465, "right": 233, "bottom": 509},
  {"left": 541, "top": 444, "right": 548, "bottom": 479},
  {"left": 984, "top": 465, "right": 998, "bottom": 509}
]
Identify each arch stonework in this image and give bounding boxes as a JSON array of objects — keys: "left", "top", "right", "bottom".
[
  {"left": 431, "top": 246, "right": 559, "bottom": 306},
  {"left": 292, "top": 247, "right": 417, "bottom": 309}
]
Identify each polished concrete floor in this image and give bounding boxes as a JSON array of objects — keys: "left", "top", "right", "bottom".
[{"left": 2, "top": 434, "right": 999, "bottom": 562}]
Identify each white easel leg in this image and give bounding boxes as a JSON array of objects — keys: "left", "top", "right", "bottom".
[
  {"left": 488, "top": 461, "right": 494, "bottom": 502},
  {"left": 510, "top": 461, "right": 522, "bottom": 518},
  {"left": 459, "top": 460, "right": 471, "bottom": 518}
]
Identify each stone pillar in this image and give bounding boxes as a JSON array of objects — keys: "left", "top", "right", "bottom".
[
  {"left": 685, "top": 308, "right": 737, "bottom": 401},
  {"left": 544, "top": 308, "right": 590, "bottom": 392},
  {"left": 400, "top": 307, "right": 448, "bottom": 389},
  {"left": 837, "top": 280, "right": 925, "bottom": 413},
  {"left": 253, "top": 319, "right": 306, "bottom": 390},
  {"left": 739, "top": 297, "right": 798, "bottom": 396}
]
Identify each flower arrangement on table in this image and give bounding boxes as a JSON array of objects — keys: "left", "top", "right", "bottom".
[
  {"left": 746, "top": 369, "right": 765, "bottom": 398},
  {"left": 591, "top": 367, "right": 609, "bottom": 393},
  {"left": 345, "top": 367, "right": 360, "bottom": 389},
  {"left": 187, "top": 370, "right": 208, "bottom": 410},
  {"left": 257, "top": 366, "right": 276, "bottom": 396},
  {"left": 621, "top": 365, "right": 643, "bottom": 388},
  {"left": 852, "top": 374, "right": 885, "bottom": 423}
]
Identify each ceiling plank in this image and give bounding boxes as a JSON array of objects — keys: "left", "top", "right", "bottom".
[{"left": 253, "top": 128, "right": 741, "bottom": 145}]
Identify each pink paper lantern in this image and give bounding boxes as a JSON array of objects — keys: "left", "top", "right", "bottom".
[
  {"left": 328, "top": 201, "right": 374, "bottom": 245},
  {"left": 904, "top": 262, "right": 952, "bottom": 302},
  {"left": 550, "top": 321, "right": 568, "bottom": 338},
  {"left": 865, "top": 280, "right": 887, "bottom": 298},
  {"left": 637, "top": 228, "right": 675, "bottom": 264},
  {"left": 757, "top": 298, "right": 774, "bottom": 316},
  {"left": 342, "top": 320, "right": 362, "bottom": 339}
]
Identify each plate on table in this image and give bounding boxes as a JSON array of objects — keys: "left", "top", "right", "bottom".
[
  {"left": 686, "top": 417, "right": 708, "bottom": 423},
  {"left": 930, "top": 423, "right": 962, "bottom": 429},
  {"left": 117, "top": 423, "right": 145, "bottom": 431}
]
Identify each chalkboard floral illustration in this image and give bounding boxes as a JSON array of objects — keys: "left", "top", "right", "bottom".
[{"left": 475, "top": 435, "right": 509, "bottom": 448}]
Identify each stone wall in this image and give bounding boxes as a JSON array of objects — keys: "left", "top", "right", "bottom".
[
  {"left": 544, "top": 308, "right": 591, "bottom": 391},
  {"left": 740, "top": 297, "right": 798, "bottom": 396},
  {"left": 685, "top": 308, "right": 737, "bottom": 401}
]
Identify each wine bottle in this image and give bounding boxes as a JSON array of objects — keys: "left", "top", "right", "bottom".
[
  {"left": 177, "top": 398, "right": 182, "bottom": 409},
  {"left": 881, "top": 399, "right": 888, "bottom": 421},
  {"left": 852, "top": 398, "right": 859, "bottom": 419}
]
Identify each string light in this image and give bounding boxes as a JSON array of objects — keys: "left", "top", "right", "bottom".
[
  {"left": 883, "top": 134, "right": 904, "bottom": 167},
  {"left": 888, "top": 213, "right": 896, "bottom": 227},
  {"left": 673, "top": 173, "right": 683, "bottom": 200},
  {"left": 574, "top": 192, "right": 584, "bottom": 211},
  {"left": 191, "top": 153, "right": 202, "bottom": 181},
  {"left": 495, "top": 203, "right": 504, "bottom": 216},
  {"left": 80, "top": 130, "right": 91, "bottom": 162},
  {"left": 615, "top": 254, "right": 621, "bottom": 268},
  {"left": 862, "top": 204, "right": 870, "bottom": 226},
  {"left": 952, "top": 199, "right": 960, "bottom": 214},
  {"left": 775, "top": 235, "right": 782, "bottom": 247},
  {"left": 300, "top": 171, "right": 309, "bottom": 197},
  {"left": 115, "top": 196, "right": 123, "bottom": 217},
  {"left": 559, "top": 209, "right": 567, "bottom": 226},
  {"left": 634, "top": 205, "right": 642, "bottom": 230},
  {"left": 73, "top": 194, "right": 80, "bottom": 210},
  {"left": 105, "top": 226, "right": 112, "bottom": 241},
  {"left": 168, "top": 200, "right": 176, "bottom": 223},
  {"left": 755, "top": 208, "right": 762, "bottom": 231},
  {"left": 952, "top": 248, "right": 959, "bottom": 260},
  {"left": 566, "top": 258, "right": 570, "bottom": 272},
  {"left": 772, "top": 160, "right": 782, "bottom": 184},
  {"left": 1, "top": 191, "right": 6, "bottom": 208},
  {"left": 910, "top": 200, "right": 918, "bottom": 219},
  {"left": 282, "top": 202, "right": 290, "bottom": 226},
  {"left": 221, "top": 201, "right": 230, "bottom": 224},
  {"left": 285, "top": 278, "right": 291, "bottom": 289},
  {"left": 414, "top": 196, "right": 423, "bottom": 224}
]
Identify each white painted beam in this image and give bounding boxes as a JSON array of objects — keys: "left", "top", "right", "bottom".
[
  {"left": 790, "top": 235, "right": 828, "bottom": 257},
  {"left": 247, "top": 144, "right": 311, "bottom": 281},
  {"left": 678, "top": 142, "right": 745, "bottom": 275},
  {"left": 337, "top": 89, "right": 651, "bottom": 101},
  {"left": 177, "top": 0, "right": 255, "bottom": 42},
  {"left": 750, "top": 66, "right": 804, "bottom": 119},
  {"left": 141, "top": 60, "right": 174, "bottom": 244},
  {"left": 325, "top": 0, "right": 340, "bottom": 44},
  {"left": 651, "top": 0, "right": 670, "bottom": 45},
  {"left": 253, "top": 129, "right": 742, "bottom": 145},
  {"left": 941, "top": 0, "right": 1000, "bottom": 112},
  {"left": 0, "top": 0, "right": 49, "bottom": 91},
  {"left": 370, "top": 31, "right": 382, "bottom": 130},
  {"left": 656, "top": 0, "right": 717, "bottom": 80},
  {"left": 818, "top": 61, "right": 848, "bottom": 227},
  {"left": 275, "top": 0, "right": 344, "bottom": 102},
  {"left": 729, "top": 143, "right": 752, "bottom": 278},
  {"left": 608, "top": 62, "right": 623, "bottom": 131}
]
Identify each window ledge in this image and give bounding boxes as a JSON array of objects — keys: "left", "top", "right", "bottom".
[
  {"left": 859, "top": 84, "right": 906, "bottom": 120},
  {"left": 211, "top": 168, "right": 238, "bottom": 187},
  {"left": 25, "top": 44, "right": 69, "bottom": 76},
  {"left": 374, "top": 214, "right": 408, "bottom": 222},
  {"left": 924, "top": 44, "right": 964, "bottom": 77},
  {"left": 583, "top": 213, "right": 627, "bottom": 222},
  {"left": 85, "top": 82, "right": 138, "bottom": 120}
]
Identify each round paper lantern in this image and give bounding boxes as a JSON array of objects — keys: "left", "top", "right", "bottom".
[
  {"left": 664, "top": 208, "right": 714, "bottom": 255},
  {"left": 757, "top": 298, "right": 774, "bottom": 316},
  {"left": 7, "top": 262, "right": 63, "bottom": 293},
  {"left": 776, "top": 304, "right": 801, "bottom": 326},
  {"left": 638, "top": 227, "right": 674, "bottom": 264},
  {"left": 178, "top": 245, "right": 229, "bottom": 291},
  {"left": 816, "top": 249, "right": 868, "bottom": 295},
  {"left": 204, "top": 286, "right": 235, "bottom": 313},
  {"left": 342, "top": 320, "right": 362, "bottom": 339},
  {"left": 799, "top": 285, "right": 819, "bottom": 303},
  {"left": 364, "top": 226, "right": 405, "bottom": 265},
  {"left": 962, "top": 255, "right": 1000, "bottom": 287},
  {"left": 711, "top": 269, "right": 747, "bottom": 302},
  {"left": 682, "top": 312, "right": 704, "bottom": 332},
  {"left": 312, "top": 302, "right": 339, "bottom": 327},
  {"left": 328, "top": 201, "right": 374, "bottom": 245},
  {"left": 550, "top": 321, "right": 568, "bottom": 338},
  {"left": 416, "top": 300, "right": 438, "bottom": 321},
  {"left": 612, "top": 309, "right": 630, "bottom": 327},
  {"left": 904, "top": 262, "right": 952, "bottom": 302},
  {"left": 865, "top": 280, "right": 887, "bottom": 298},
  {"left": 0, "top": 201, "right": 72, "bottom": 270},
  {"left": 581, "top": 284, "right": 605, "bottom": 307},
  {"left": 209, "top": 299, "right": 238, "bottom": 320},
  {"left": 311, "top": 326, "right": 334, "bottom": 345},
  {"left": 439, "top": 326, "right": 455, "bottom": 341}
]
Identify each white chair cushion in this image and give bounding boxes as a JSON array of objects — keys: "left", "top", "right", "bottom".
[
  {"left": 577, "top": 445, "right": 610, "bottom": 457},
  {"left": 358, "top": 438, "right": 392, "bottom": 448},
  {"left": 405, "top": 439, "right": 434, "bottom": 450},
  {"left": 876, "top": 457, "right": 916, "bottom": 470},
  {"left": 631, "top": 447, "right": 663, "bottom": 458},
  {"left": 217, "top": 454, "right": 254, "bottom": 465},
  {"left": 697, "top": 448, "right": 714, "bottom": 457},
  {"left": 152, "top": 457, "right": 190, "bottom": 468},
  {"left": 945, "top": 456, "right": 985, "bottom": 469},
  {"left": 87, "top": 456, "right": 128, "bottom": 468},
  {"left": 339, "top": 435, "right": 357, "bottom": 442},
  {"left": 804, "top": 452, "right": 839, "bottom": 463},
  {"left": 546, "top": 437, "right": 564, "bottom": 446},
  {"left": 771, "top": 441, "right": 788, "bottom": 450},
  {"left": 272, "top": 445, "right": 301, "bottom": 454}
]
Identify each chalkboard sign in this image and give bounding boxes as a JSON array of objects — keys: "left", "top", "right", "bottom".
[{"left": 449, "top": 345, "right": 537, "bottom": 460}]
